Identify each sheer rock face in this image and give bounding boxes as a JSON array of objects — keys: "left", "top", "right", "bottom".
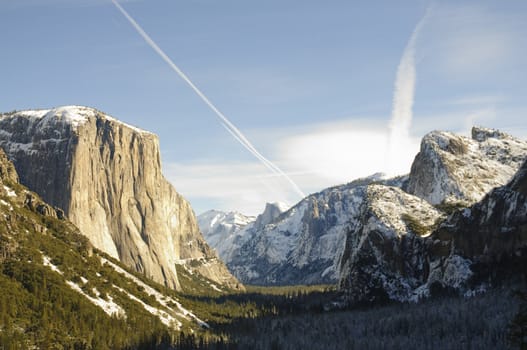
[
  {"left": 406, "top": 127, "right": 527, "bottom": 206},
  {"left": 0, "top": 106, "right": 241, "bottom": 291},
  {"left": 0, "top": 147, "right": 74, "bottom": 236},
  {"left": 223, "top": 176, "right": 406, "bottom": 285},
  {"left": 428, "top": 158, "right": 527, "bottom": 290},
  {"left": 338, "top": 185, "right": 444, "bottom": 304},
  {"left": 338, "top": 158, "right": 527, "bottom": 304}
]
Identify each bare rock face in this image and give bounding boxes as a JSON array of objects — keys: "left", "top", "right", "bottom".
[
  {"left": 338, "top": 185, "right": 444, "bottom": 304},
  {"left": 225, "top": 175, "right": 404, "bottom": 285},
  {"left": 427, "top": 157, "right": 527, "bottom": 292},
  {"left": 0, "top": 147, "right": 74, "bottom": 237},
  {"left": 406, "top": 127, "right": 527, "bottom": 206},
  {"left": 0, "top": 106, "right": 241, "bottom": 291}
]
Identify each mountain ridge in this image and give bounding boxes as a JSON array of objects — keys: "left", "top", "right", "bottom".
[{"left": 200, "top": 127, "right": 527, "bottom": 296}]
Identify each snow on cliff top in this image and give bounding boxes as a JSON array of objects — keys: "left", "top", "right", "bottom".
[
  {"left": 3, "top": 106, "right": 152, "bottom": 134},
  {"left": 407, "top": 126, "right": 527, "bottom": 205}
]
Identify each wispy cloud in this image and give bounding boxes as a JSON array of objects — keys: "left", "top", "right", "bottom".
[
  {"left": 279, "top": 119, "right": 420, "bottom": 185},
  {"left": 386, "top": 6, "right": 432, "bottom": 176},
  {"left": 164, "top": 162, "right": 304, "bottom": 216},
  {"left": 164, "top": 118, "right": 421, "bottom": 215}
]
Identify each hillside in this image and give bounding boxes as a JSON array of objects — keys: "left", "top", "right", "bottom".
[{"left": 0, "top": 146, "right": 252, "bottom": 347}]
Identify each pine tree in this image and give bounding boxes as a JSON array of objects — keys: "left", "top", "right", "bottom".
[{"left": 509, "top": 290, "right": 527, "bottom": 349}]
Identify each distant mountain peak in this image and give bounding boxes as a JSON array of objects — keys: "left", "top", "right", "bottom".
[{"left": 253, "top": 202, "right": 289, "bottom": 229}]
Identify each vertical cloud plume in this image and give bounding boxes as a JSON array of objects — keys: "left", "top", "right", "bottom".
[
  {"left": 386, "top": 6, "right": 432, "bottom": 175},
  {"left": 111, "top": 0, "right": 306, "bottom": 199}
]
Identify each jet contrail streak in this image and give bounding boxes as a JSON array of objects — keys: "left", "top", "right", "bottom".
[
  {"left": 111, "top": 0, "right": 306, "bottom": 199},
  {"left": 386, "top": 6, "right": 432, "bottom": 175}
]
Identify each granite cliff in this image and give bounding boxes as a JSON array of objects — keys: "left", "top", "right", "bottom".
[
  {"left": 338, "top": 129, "right": 527, "bottom": 304},
  {"left": 198, "top": 127, "right": 526, "bottom": 303},
  {"left": 0, "top": 106, "right": 241, "bottom": 291},
  {"left": 406, "top": 127, "right": 527, "bottom": 206}
]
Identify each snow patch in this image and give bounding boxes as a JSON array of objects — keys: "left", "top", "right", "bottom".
[
  {"left": 2, "top": 105, "right": 152, "bottom": 135},
  {"left": 3, "top": 186, "right": 16, "bottom": 197},
  {"left": 0, "top": 199, "right": 13, "bottom": 210},
  {"left": 208, "top": 283, "right": 222, "bottom": 292},
  {"left": 67, "top": 281, "right": 125, "bottom": 318},
  {"left": 42, "top": 255, "right": 63, "bottom": 275},
  {"left": 114, "top": 286, "right": 181, "bottom": 328},
  {"left": 101, "top": 258, "right": 209, "bottom": 328}
]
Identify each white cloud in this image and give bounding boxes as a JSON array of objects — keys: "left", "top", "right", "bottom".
[
  {"left": 164, "top": 119, "right": 421, "bottom": 215},
  {"left": 164, "top": 161, "right": 305, "bottom": 216},
  {"left": 387, "top": 6, "right": 431, "bottom": 176},
  {"left": 279, "top": 120, "right": 420, "bottom": 183}
]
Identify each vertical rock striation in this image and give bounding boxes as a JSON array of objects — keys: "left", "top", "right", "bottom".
[
  {"left": 406, "top": 127, "right": 527, "bottom": 206},
  {"left": 0, "top": 106, "right": 241, "bottom": 291}
]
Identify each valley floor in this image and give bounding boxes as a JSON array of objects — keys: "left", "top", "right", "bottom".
[{"left": 188, "top": 285, "right": 522, "bottom": 350}]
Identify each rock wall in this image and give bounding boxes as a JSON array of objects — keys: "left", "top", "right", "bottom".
[
  {"left": 0, "top": 106, "right": 241, "bottom": 291},
  {"left": 406, "top": 127, "right": 527, "bottom": 206},
  {"left": 338, "top": 185, "right": 444, "bottom": 304}
]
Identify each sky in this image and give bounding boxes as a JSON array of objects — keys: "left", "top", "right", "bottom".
[{"left": 1, "top": 0, "right": 526, "bottom": 215}]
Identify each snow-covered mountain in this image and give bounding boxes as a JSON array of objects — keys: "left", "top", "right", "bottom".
[
  {"left": 198, "top": 209, "right": 256, "bottom": 262},
  {"left": 338, "top": 184, "right": 444, "bottom": 303},
  {"left": 406, "top": 126, "right": 527, "bottom": 206},
  {"left": 226, "top": 175, "right": 406, "bottom": 285},
  {"left": 211, "top": 127, "right": 526, "bottom": 296},
  {"left": 424, "top": 156, "right": 527, "bottom": 294},
  {"left": 338, "top": 128, "right": 527, "bottom": 303},
  {"left": 198, "top": 202, "right": 288, "bottom": 266}
]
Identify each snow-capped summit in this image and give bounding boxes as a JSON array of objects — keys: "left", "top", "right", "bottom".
[
  {"left": 253, "top": 202, "right": 289, "bottom": 230},
  {"left": 1, "top": 106, "right": 151, "bottom": 135},
  {"left": 198, "top": 210, "right": 256, "bottom": 260},
  {"left": 198, "top": 202, "right": 292, "bottom": 265},
  {"left": 227, "top": 175, "right": 396, "bottom": 285},
  {"left": 406, "top": 127, "right": 527, "bottom": 206}
]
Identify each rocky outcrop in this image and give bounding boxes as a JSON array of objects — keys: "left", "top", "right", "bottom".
[
  {"left": 253, "top": 202, "right": 289, "bottom": 230},
  {"left": 0, "top": 146, "right": 78, "bottom": 241},
  {"left": 337, "top": 155, "right": 527, "bottom": 304},
  {"left": 0, "top": 106, "right": 241, "bottom": 291},
  {"left": 338, "top": 185, "right": 444, "bottom": 304},
  {"left": 224, "top": 175, "right": 406, "bottom": 285},
  {"left": 0, "top": 148, "right": 19, "bottom": 184},
  {"left": 426, "top": 157, "right": 527, "bottom": 292},
  {"left": 406, "top": 127, "right": 527, "bottom": 206}
]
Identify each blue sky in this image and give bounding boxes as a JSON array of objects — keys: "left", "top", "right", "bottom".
[{"left": 1, "top": 0, "right": 526, "bottom": 215}]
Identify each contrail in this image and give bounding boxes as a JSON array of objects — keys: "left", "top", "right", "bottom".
[
  {"left": 386, "top": 6, "right": 432, "bottom": 175},
  {"left": 111, "top": 0, "right": 305, "bottom": 198}
]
